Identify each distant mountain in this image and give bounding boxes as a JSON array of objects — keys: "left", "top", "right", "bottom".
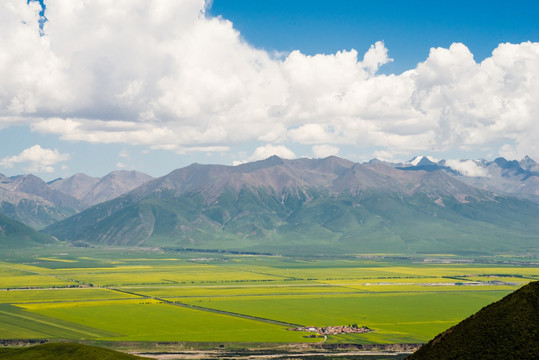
[
  {"left": 406, "top": 281, "right": 539, "bottom": 360},
  {"left": 50, "top": 170, "right": 153, "bottom": 207},
  {"left": 45, "top": 156, "right": 539, "bottom": 255},
  {"left": 0, "top": 211, "right": 56, "bottom": 249},
  {"left": 0, "top": 174, "right": 81, "bottom": 229},
  {"left": 0, "top": 342, "right": 145, "bottom": 360},
  {"left": 0, "top": 171, "right": 153, "bottom": 229},
  {"left": 451, "top": 157, "right": 539, "bottom": 203},
  {"left": 393, "top": 155, "right": 539, "bottom": 203},
  {"left": 48, "top": 173, "right": 100, "bottom": 201},
  {"left": 0, "top": 174, "right": 81, "bottom": 209}
]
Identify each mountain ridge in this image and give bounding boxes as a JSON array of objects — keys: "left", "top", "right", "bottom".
[
  {"left": 43, "top": 156, "right": 539, "bottom": 255},
  {"left": 0, "top": 170, "right": 153, "bottom": 229}
]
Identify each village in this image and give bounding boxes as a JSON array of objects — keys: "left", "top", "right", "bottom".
[{"left": 290, "top": 324, "right": 372, "bottom": 336}]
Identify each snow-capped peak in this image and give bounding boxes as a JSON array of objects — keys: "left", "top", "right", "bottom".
[{"left": 407, "top": 155, "right": 439, "bottom": 166}]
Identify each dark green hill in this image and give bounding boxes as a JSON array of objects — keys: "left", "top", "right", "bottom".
[
  {"left": 0, "top": 342, "right": 144, "bottom": 360},
  {"left": 406, "top": 281, "right": 539, "bottom": 360},
  {"left": 0, "top": 212, "right": 57, "bottom": 249}
]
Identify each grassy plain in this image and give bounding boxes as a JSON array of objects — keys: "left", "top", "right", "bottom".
[
  {"left": 19, "top": 300, "right": 313, "bottom": 342},
  {"left": 0, "top": 247, "right": 536, "bottom": 345}
]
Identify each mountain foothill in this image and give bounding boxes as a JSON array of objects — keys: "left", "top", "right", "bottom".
[{"left": 1, "top": 155, "right": 538, "bottom": 256}]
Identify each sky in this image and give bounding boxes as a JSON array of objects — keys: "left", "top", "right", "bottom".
[{"left": 0, "top": 0, "right": 538, "bottom": 180}]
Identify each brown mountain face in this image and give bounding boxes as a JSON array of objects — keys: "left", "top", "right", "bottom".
[
  {"left": 79, "top": 170, "right": 153, "bottom": 207},
  {"left": 0, "top": 170, "right": 153, "bottom": 229},
  {"left": 1, "top": 174, "right": 81, "bottom": 209},
  {"left": 49, "top": 173, "right": 100, "bottom": 200},
  {"left": 0, "top": 175, "right": 81, "bottom": 229},
  {"left": 50, "top": 170, "right": 153, "bottom": 207},
  {"left": 132, "top": 156, "right": 491, "bottom": 204}
]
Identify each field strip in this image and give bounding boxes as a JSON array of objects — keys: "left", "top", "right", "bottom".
[
  {"left": 0, "top": 263, "right": 85, "bottom": 287},
  {"left": 161, "top": 292, "right": 369, "bottom": 298},
  {"left": 108, "top": 288, "right": 304, "bottom": 328},
  {"left": 8, "top": 297, "right": 140, "bottom": 305},
  {"left": 113, "top": 280, "right": 520, "bottom": 290},
  {"left": 241, "top": 269, "right": 298, "bottom": 280},
  {"left": 116, "top": 283, "right": 351, "bottom": 289},
  {"left": 159, "top": 300, "right": 304, "bottom": 327},
  {"left": 0, "top": 308, "right": 110, "bottom": 338}
]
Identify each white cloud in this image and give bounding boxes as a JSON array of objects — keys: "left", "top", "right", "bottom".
[
  {"left": 288, "top": 124, "right": 335, "bottom": 144},
  {"left": 372, "top": 150, "right": 395, "bottom": 162},
  {"left": 234, "top": 144, "right": 296, "bottom": 165},
  {"left": 0, "top": 1, "right": 538, "bottom": 161},
  {"left": 312, "top": 145, "right": 339, "bottom": 158},
  {"left": 362, "top": 41, "right": 393, "bottom": 74},
  {"left": 445, "top": 159, "right": 488, "bottom": 177},
  {"left": 0, "top": 145, "right": 70, "bottom": 173},
  {"left": 249, "top": 144, "right": 295, "bottom": 160}
]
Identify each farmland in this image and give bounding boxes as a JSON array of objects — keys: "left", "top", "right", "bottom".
[{"left": 0, "top": 247, "right": 537, "bottom": 346}]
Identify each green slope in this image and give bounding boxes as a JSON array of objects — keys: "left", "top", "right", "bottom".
[
  {"left": 0, "top": 342, "right": 144, "bottom": 360},
  {"left": 406, "top": 281, "right": 539, "bottom": 360},
  {"left": 0, "top": 212, "right": 57, "bottom": 249},
  {"left": 44, "top": 187, "right": 539, "bottom": 255},
  {"left": 0, "top": 199, "right": 77, "bottom": 230}
]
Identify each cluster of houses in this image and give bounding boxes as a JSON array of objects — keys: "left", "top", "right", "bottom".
[{"left": 290, "top": 324, "right": 372, "bottom": 335}]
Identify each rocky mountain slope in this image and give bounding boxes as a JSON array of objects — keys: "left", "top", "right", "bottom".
[
  {"left": 406, "top": 281, "right": 539, "bottom": 360},
  {"left": 394, "top": 155, "right": 539, "bottom": 203},
  {"left": 50, "top": 170, "right": 153, "bottom": 207},
  {"left": 0, "top": 174, "right": 80, "bottom": 229},
  {"left": 44, "top": 156, "right": 539, "bottom": 255},
  {"left": 0, "top": 171, "right": 152, "bottom": 229}
]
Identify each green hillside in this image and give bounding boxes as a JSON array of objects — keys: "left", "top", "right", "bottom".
[
  {"left": 45, "top": 187, "right": 539, "bottom": 255},
  {"left": 0, "top": 212, "right": 57, "bottom": 249},
  {"left": 0, "top": 342, "right": 144, "bottom": 360},
  {"left": 406, "top": 281, "right": 539, "bottom": 360}
]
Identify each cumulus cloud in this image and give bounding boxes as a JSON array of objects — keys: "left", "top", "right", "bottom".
[
  {"left": 362, "top": 41, "right": 393, "bottom": 74},
  {"left": 312, "top": 144, "right": 339, "bottom": 158},
  {"left": 445, "top": 159, "right": 488, "bottom": 177},
  {"left": 0, "top": 145, "right": 70, "bottom": 173},
  {"left": 234, "top": 144, "right": 296, "bottom": 165},
  {"left": 289, "top": 124, "right": 335, "bottom": 144},
  {"left": 372, "top": 150, "right": 396, "bottom": 162},
  {"left": 1, "top": 0, "right": 538, "bottom": 161}
]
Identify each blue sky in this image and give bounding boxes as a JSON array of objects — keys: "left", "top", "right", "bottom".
[
  {"left": 210, "top": 0, "right": 538, "bottom": 72},
  {"left": 0, "top": 0, "right": 538, "bottom": 179}
]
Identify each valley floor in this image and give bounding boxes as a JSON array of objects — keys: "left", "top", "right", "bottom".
[{"left": 0, "top": 247, "right": 536, "bottom": 348}]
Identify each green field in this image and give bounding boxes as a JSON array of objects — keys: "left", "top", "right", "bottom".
[{"left": 0, "top": 248, "right": 536, "bottom": 345}]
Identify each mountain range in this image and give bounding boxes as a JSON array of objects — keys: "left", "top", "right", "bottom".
[
  {"left": 34, "top": 155, "right": 539, "bottom": 255},
  {"left": 0, "top": 155, "right": 538, "bottom": 255}
]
